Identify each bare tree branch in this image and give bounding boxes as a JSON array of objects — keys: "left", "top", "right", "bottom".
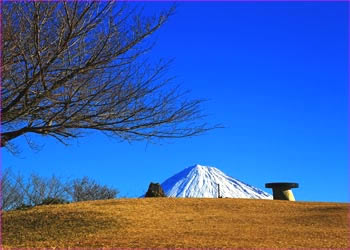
[{"left": 1, "top": 2, "right": 220, "bottom": 151}]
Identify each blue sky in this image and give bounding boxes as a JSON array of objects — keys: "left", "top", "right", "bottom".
[{"left": 2, "top": 1, "right": 349, "bottom": 202}]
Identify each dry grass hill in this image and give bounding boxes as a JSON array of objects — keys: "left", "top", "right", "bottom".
[{"left": 2, "top": 198, "right": 349, "bottom": 248}]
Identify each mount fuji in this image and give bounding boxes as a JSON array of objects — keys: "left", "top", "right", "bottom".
[{"left": 160, "top": 164, "right": 272, "bottom": 199}]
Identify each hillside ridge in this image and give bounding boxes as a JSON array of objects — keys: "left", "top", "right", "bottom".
[{"left": 3, "top": 198, "right": 349, "bottom": 248}]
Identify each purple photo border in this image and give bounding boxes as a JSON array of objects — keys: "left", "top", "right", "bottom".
[
  {"left": 0, "top": 0, "right": 348, "bottom": 248},
  {"left": 0, "top": 0, "right": 3, "bottom": 248}
]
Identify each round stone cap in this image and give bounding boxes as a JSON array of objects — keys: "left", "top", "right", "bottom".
[{"left": 265, "top": 182, "right": 299, "bottom": 189}]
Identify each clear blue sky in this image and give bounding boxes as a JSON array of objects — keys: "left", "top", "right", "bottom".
[{"left": 2, "top": 1, "right": 349, "bottom": 202}]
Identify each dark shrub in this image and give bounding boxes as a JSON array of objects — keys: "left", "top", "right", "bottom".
[
  {"left": 39, "top": 197, "right": 68, "bottom": 206},
  {"left": 15, "top": 204, "right": 33, "bottom": 210}
]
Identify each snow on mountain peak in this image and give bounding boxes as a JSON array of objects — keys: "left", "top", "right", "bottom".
[{"left": 161, "top": 164, "right": 272, "bottom": 199}]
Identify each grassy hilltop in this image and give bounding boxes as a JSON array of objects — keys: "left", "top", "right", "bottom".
[{"left": 2, "top": 198, "right": 349, "bottom": 248}]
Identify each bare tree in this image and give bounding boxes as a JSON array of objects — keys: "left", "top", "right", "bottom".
[
  {"left": 70, "top": 176, "right": 118, "bottom": 202},
  {"left": 1, "top": 168, "right": 24, "bottom": 210},
  {"left": 10, "top": 172, "right": 69, "bottom": 207},
  {"left": 23, "top": 173, "right": 70, "bottom": 206},
  {"left": 0, "top": 169, "right": 119, "bottom": 210},
  {"left": 1, "top": 1, "right": 216, "bottom": 151}
]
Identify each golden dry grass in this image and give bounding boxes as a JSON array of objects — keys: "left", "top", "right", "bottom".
[{"left": 2, "top": 198, "right": 349, "bottom": 248}]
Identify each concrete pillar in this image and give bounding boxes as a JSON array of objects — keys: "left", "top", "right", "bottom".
[{"left": 265, "top": 182, "right": 299, "bottom": 201}]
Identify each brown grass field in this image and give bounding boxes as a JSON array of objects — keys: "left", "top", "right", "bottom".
[{"left": 2, "top": 198, "right": 349, "bottom": 248}]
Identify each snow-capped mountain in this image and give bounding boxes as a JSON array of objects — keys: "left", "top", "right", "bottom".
[{"left": 161, "top": 164, "right": 272, "bottom": 199}]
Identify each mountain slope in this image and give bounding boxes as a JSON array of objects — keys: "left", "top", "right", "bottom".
[{"left": 161, "top": 164, "right": 272, "bottom": 199}]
